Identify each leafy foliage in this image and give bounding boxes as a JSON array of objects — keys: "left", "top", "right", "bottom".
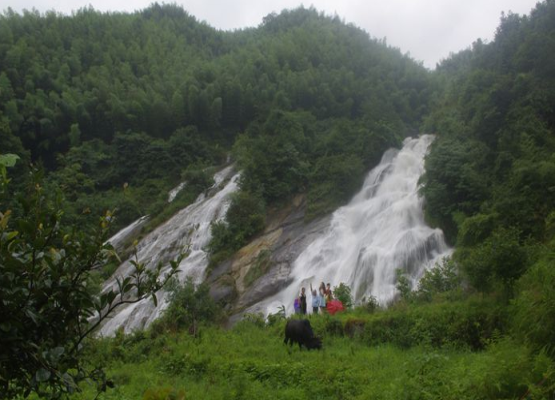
[
  {"left": 416, "top": 258, "right": 461, "bottom": 301},
  {"left": 396, "top": 258, "right": 462, "bottom": 303},
  {"left": 0, "top": 4, "right": 427, "bottom": 236},
  {"left": 456, "top": 227, "right": 535, "bottom": 292},
  {"left": 72, "top": 298, "right": 555, "bottom": 400},
  {"left": 333, "top": 282, "right": 353, "bottom": 309},
  {"left": 421, "top": 1, "right": 555, "bottom": 297},
  {"left": 266, "top": 305, "right": 287, "bottom": 326},
  {"left": 153, "top": 277, "right": 220, "bottom": 335},
  {"left": 0, "top": 163, "right": 180, "bottom": 399},
  {"left": 395, "top": 268, "right": 413, "bottom": 302},
  {"left": 207, "top": 191, "right": 265, "bottom": 264},
  {"left": 511, "top": 253, "right": 555, "bottom": 355}
]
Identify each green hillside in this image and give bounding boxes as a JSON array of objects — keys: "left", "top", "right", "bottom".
[
  {"left": 1, "top": 1, "right": 555, "bottom": 398},
  {"left": 0, "top": 4, "right": 428, "bottom": 234}
]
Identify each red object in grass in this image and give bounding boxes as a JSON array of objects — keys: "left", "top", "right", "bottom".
[{"left": 326, "top": 299, "right": 344, "bottom": 315}]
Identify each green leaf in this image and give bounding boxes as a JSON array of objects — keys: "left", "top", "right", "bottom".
[
  {"left": 5, "top": 231, "right": 19, "bottom": 240},
  {"left": 62, "top": 373, "right": 76, "bottom": 393},
  {"left": 0, "top": 154, "right": 20, "bottom": 168},
  {"left": 25, "top": 309, "right": 40, "bottom": 325},
  {"left": 35, "top": 368, "right": 51, "bottom": 382},
  {"left": 50, "top": 347, "right": 65, "bottom": 362}
]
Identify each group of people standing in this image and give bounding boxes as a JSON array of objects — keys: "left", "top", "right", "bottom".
[{"left": 294, "top": 282, "right": 333, "bottom": 315}]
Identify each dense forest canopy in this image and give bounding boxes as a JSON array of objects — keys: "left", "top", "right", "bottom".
[
  {"left": 0, "top": 4, "right": 430, "bottom": 239},
  {"left": 417, "top": 1, "right": 555, "bottom": 365},
  {"left": 421, "top": 1, "right": 555, "bottom": 290},
  {"left": 1, "top": 1, "right": 555, "bottom": 398}
]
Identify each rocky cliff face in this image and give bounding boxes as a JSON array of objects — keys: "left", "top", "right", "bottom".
[{"left": 206, "top": 195, "right": 330, "bottom": 318}]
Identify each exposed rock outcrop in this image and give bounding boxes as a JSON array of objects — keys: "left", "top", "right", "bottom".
[{"left": 206, "top": 194, "right": 330, "bottom": 315}]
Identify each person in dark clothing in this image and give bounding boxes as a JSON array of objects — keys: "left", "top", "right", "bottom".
[{"left": 300, "top": 287, "right": 307, "bottom": 315}]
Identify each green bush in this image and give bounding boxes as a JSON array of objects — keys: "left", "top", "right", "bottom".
[
  {"left": 357, "top": 299, "right": 506, "bottom": 350},
  {"left": 181, "top": 166, "right": 215, "bottom": 193},
  {"left": 154, "top": 277, "right": 220, "bottom": 334},
  {"left": 396, "top": 268, "right": 413, "bottom": 302},
  {"left": 333, "top": 282, "right": 353, "bottom": 309},
  {"left": 416, "top": 257, "right": 461, "bottom": 302},
  {"left": 266, "top": 305, "right": 286, "bottom": 326},
  {"left": 359, "top": 295, "right": 380, "bottom": 313},
  {"left": 207, "top": 190, "right": 265, "bottom": 265},
  {"left": 457, "top": 227, "right": 532, "bottom": 292},
  {"left": 324, "top": 316, "right": 344, "bottom": 336},
  {"left": 511, "top": 256, "right": 555, "bottom": 355},
  {"left": 306, "top": 154, "right": 364, "bottom": 219},
  {"left": 237, "top": 313, "right": 266, "bottom": 329}
]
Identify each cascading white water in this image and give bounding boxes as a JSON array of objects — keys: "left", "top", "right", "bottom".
[
  {"left": 98, "top": 165, "right": 239, "bottom": 336},
  {"left": 256, "top": 134, "right": 451, "bottom": 315},
  {"left": 168, "top": 182, "right": 186, "bottom": 203},
  {"left": 106, "top": 215, "right": 149, "bottom": 251}
]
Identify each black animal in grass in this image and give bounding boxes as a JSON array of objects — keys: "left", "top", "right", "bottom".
[{"left": 284, "top": 319, "right": 322, "bottom": 350}]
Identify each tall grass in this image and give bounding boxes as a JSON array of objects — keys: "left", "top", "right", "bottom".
[{"left": 77, "top": 298, "right": 554, "bottom": 400}]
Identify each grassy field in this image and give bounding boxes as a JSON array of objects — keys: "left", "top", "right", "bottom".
[{"left": 75, "top": 299, "right": 554, "bottom": 400}]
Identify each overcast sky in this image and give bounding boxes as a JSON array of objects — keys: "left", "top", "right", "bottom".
[{"left": 1, "top": 0, "right": 539, "bottom": 68}]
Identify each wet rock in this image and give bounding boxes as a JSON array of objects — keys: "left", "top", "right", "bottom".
[
  {"left": 209, "top": 281, "right": 236, "bottom": 304},
  {"left": 208, "top": 194, "right": 331, "bottom": 315}
]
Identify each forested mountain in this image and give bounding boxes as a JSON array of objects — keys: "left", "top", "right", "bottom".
[
  {"left": 423, "top": 3, "right": 555, "bottom": 243},
  {"left": 421, "top": 2, "right": 555, "bottom": 295},
  {"left": 417, "top": 1, "right": 555, "bottom": 362},
  {"left": 0, "top": 4, "right": 429, "bottom": 236},
  {"left": 2, "top": 2, "right": 555, "bottom": 398}
]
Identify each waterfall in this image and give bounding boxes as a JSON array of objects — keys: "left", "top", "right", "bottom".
[
  {"left": 168, "top": 181, "right": 186, "bottom": 203},
  {"left": 256, "top": 134, "right": 451, "bottom": 315},
  {"left": 106, "top": 215, "right": 149, "bottom": 252},
  {"left": 98, "top": 165, "right": 239, "bottom": 335}
]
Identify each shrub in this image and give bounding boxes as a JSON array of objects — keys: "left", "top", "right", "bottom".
[
  {"left": 511, "top": 256, "right": 555, "bottom": 355},
  {"left": 207, "top": 190, "right": 265, "bottom": 265},
  {"left": 359, "top": 299, "right": 506, "bottom": 350},
  {"left": 324, "top": 316, "right": 344, "bottom": 336},
  {"left": 396, "top": 257, "right": 464, "bottom": 304},
  {"left": 396, "top": 268, "right": 413, "bottom": 302},
  {"left": 416, "top": 257, "right": 461, "bottom": 301},
  {"left": 344, "top": 318, "right": 366, "bottom": 338},
  {"left": 266, "top": 305, "right": 286, "bottom": 326},
  {"left": 359, "top": 295, "right": 379, "bottom": 313},
  {"left": 0, "top": 164, "right": 179, "bottom": 398},
  {"left": 333, "top": 282, "right": 353, "bottom": 309},
  {"left": 155, "top": 277, "right": 220, "bottom": 334},
  {"left": 457, "top": 227, "right": 530, "bottom": 292},
  {"left": 182, "top": 166, "right": 214, "bottom": 193},
  {"left": 239, "top": 313, "right": 266, "bottom": 329}
]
